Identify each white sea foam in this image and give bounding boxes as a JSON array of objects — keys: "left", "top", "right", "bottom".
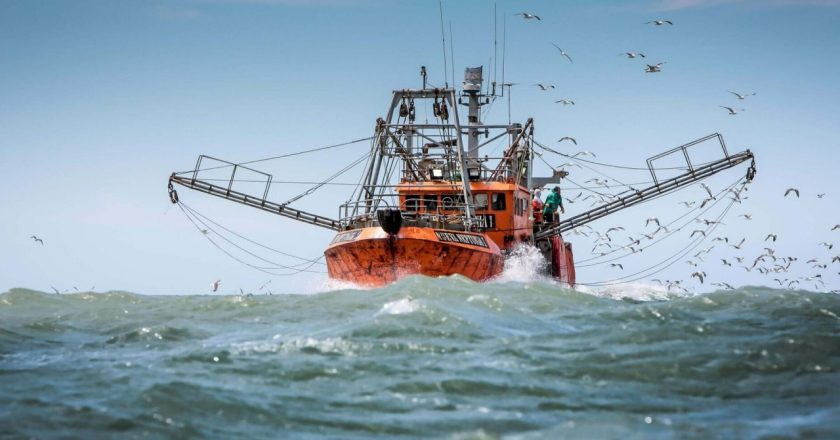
[
  {"left": 576, "top": 281, "right": 693, "bottom": 302},
  {"left": 376, "top": 297, "right": 420, "bottom": 316},
  {"left": 495, "top": 244, "right": 551, "bottom": 284}
]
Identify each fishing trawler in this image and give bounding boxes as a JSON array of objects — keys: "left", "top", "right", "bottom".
[{"left": 168, "top": 66, "right": 755, "bottom": 287}]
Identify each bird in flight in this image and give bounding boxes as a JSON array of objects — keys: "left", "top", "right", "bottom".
[
  {"left": 555, "top": 99, "right": 575, "bottom": 105},
  {"left": 611, "top": 263, "right": 624, "bottom": 270},
  {"left": 558, "top": 137, "right": 578, "bottom": 145},
  {"left": 739, "top": 214, "right": 753, "bottom": 220},
  {"left": 720, "top": 106, "right": 745, "bottom": 115},
  {"left": 729, "top": 91, "right": 756, "bottom": 100},
  {"left": 647, "top": 20, "right": 673, "bottom": 26},
  {"left": 533, "top": 83, "right": 555, "bottom": 91},
  {"left": 573, "top": 151, "right": 597, "bottom": 158},
  {"left": 691, "top": 271, "right": 706, "bottom": 284},
  {"left": 30, "top": 235, "right": 44, "bottom": 245},
  {"left": 552, "top": 44, "right": 573, "bottom": 63},
  {"left": 212, "top": 279, "right": 221, "bottom": 292},
  {"left": 645, "top": 63, "right": 664, "bottom": 73},
  {"left": 515, "top": 12, "right": 541, "bottom": 20},
  {"left": 622, "top": 52, "right": 646, "bottom": 58},
  {"left": 765, "top": 234, "right": 778, "bottom": 242},
  {"left": 833, "top": 225, "right": 840, "bottom": 231},
  {"left": 784, "top": 188, "right": 800, "bottom": 198},
  {"left": 817, "top": 193, "right": 826, "bottom": 198}
]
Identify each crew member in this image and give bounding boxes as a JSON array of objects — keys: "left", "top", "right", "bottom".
[
  {"left": 532, "top": 189, "right": 544, "bottom": 224},
  {"left": 543, "top": 186, "right": 565, "bottom": 223}
]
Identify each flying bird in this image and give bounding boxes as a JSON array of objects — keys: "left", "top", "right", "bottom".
[
  {"left": 700, "top": 183, "right": 714, "bottom": 199},
  {"left": 647, "top": 20, "right": 673, "bottom": 26},
  {"left": 555, "top": 99, "right": 575, "bottom": 105},
  {"left": 645, "top": 63, "right": 665, "bottom": 73},
  {"left": 30, "top": 235, "right": 44, "bottom": 245},
  {"left": 573, "top": 151, "right": 597, "bottom": 158},
  {"left": 833, "top": 225, "right": 840, "bottom": 231},
  {"left": 784, "top": 188, "right": 800, "bottom": 198},
  {"left": 691, "top": 271, "right": 706, "bottom": 284},
  {"left": 690, "top": 230, "right": 706, "bottom": 238},
  {"left": 711, "top": 282, "right": 734, "bottom": 290},
  {"left": 611, "top": 263, "right": 624, "bottom": 270},
  {"left": 558, "top": 137, "right": 578, "bottom": 145},
  {"left": 819, "top": 242, "right": 834, "bottom": 250},
  {"left": 552, "top": 44, "right": 573, "bottom": 63},
  {"left": 622, "top": 52, "right": 646, "bottom": 58},
  {"left": 730, "top": 238, "right": 746, "bottom": 250},
  {"left": 533, "top": 83, "right": 555, "bottom": 91},
  {"left": 739, "top": 214, "right": 753, "bottom": 220},
  {"left": 720, "top": 106, "right": 745, "bottom": 115},
  {"left": 765, "top": 234, "right": 778, "bottom": 242},
  {"left": 212, "top": 279, "right": 221, "bottom": 292},
  {"left": 515, "top": 12, "right": 541, "bottom": 20},
  {"left": 729, "top": 91, "right": 756, "bottom": 100},
  {"left": 646, "top": 217, "right": 660, "bottom": 227},
  {"left": 721, "top": 259, "right": 732, "bottom": 266}
]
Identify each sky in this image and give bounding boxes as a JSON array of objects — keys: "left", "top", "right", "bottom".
[{"left": 2, "top": 0, "right": 839, "bottom": 295}]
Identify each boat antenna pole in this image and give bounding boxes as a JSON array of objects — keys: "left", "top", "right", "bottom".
[{"left": 439, "top": 0, "right": 449, "bottom": 88}]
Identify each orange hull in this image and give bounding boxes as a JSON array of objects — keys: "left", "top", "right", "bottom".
[{"left": 325, "top": 227, "right": 504, "bottom": 287}]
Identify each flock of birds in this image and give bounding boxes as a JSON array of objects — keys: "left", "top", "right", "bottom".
[
  {"left": 514, "top": 11, "right": 836, "bottom": 293},
  {"left": 559, "top": 181, "right": 839, "bottom": 294}
]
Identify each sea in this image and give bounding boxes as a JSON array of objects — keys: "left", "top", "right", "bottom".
[{"left": 2, "top": 278, "right": 839, "bottom": 439}]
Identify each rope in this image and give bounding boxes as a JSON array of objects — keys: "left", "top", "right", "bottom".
[
  {"left": 174, "top": 136, "right": 374, "bottom": 175},
  {"left": 180, "top": 201, "right": 324, "bottom": 265},
  {"left": 176, "top": 203, "right": 326, "bottom": 276},
  {"left": 575, "top": 181, "right": 743, "bottom": 286}
]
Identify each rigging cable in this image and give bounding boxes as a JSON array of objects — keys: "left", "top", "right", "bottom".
[{"left": 176, "top": 203, "right": 326, "bottom": 276}]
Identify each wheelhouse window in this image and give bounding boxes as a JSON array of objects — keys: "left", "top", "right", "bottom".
[
  {"left": 423, "top": 195, "right": 438, "bottom": 211},
  {"left": 474, "top": 193, "right": 488, "bottom": 211},
  {"left": 404, "top": 194, "right": 420, "bottom": 211},
  {"left": 491, "top": 193, "right": 506, "bottom": 211},
  {"left": 442, "top": 194, "right": 465, "bottom": 210}
]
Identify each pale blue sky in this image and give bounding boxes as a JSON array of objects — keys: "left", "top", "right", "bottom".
[{"left": 2, "top": 0, "right": 839, "bottom": 294}]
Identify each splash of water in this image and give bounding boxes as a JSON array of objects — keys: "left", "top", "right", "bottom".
[{"left": 496, "top": 244, "right": 551, "bottom": 284}]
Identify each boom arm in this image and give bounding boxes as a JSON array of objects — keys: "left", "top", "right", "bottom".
[
  {"left": 535, "top": 148, "right": 755, "bottom": 240},
  {"left": 168, "top": 155, "right": 341, "bottom": 231}
]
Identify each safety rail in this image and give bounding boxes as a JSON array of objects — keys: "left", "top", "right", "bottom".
[{"left": 647, "top": 133, "right": 729, "bottom": 185}]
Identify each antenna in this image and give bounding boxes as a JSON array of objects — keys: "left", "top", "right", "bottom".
[
  {"left": 449, "top": 20, "right": 456, "bottom": 90},
  {"left": 493, "top": 2, "right": 498, "bottom": 96},
  {"left": 439, "top": 0, "right": 449, "bottom": 88}
]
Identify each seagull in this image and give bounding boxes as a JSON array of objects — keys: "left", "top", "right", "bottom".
[
  {"left": 50, "top": 286, "right": 60, "bottom": 294},
  {"left": 691, "top": 271, "right": 706, "bottom": 284},
  {"left": 833, "top": 225, "right": 840, "bottom": 231},
  {"left": 515, "top": 12, "right": 541, "bottom": 20},
  {"left": 730, "top": 238, "right": 746, "bottom": 250},
  {"left": 573, "top": 151, "right": 597, "bottom": 158},
  {"left": 816, "top": 193, "right": 825, "bottom": 198},
  {"left": 784, "top": 188, "right": 799, "bottom": 198},
  {"left": 646, "top": 217, "right": 660, "bottom": 227},
  {"left": 819, "top": 242, "right": 834, "bottom": 250},
  {"left": 611, "top": 263, "right": 624, "bottom": 270},
  {"left": 555, "top": 99, "right": 575, "bottom": 105},
  {"left": 711, "top": 282, "right": 734, "bottom": 290},
  {"left": 622, "top": 52, "right": 646, "bottom": 58},
  {"left": 679, "top": 201, "right": 695, "bottom": 208},
  {"left": 729, "top": 91, "right": 756, "bottom": 100},
  {"left": 765, "top": 234, "right": 778, "bottom": 242},
  {"left": 720, "top": 106, "right": 745, "bottom": 115},
  {"left": 212, "top": 279, "right": 221, "bottom": 292},
  {"left": 647, "top": 20, "right": 673, "bottom": 26},
  {"left": 552, "top": 44, "right": 573, "bottom": 63},
  {"left": 700, "top": 183, "right": 714, "bottom": 199},
  {"left": 739, "top": 214, "right": 753, "bottom": 220},
  {"left": 721, "top": 259, "right": 732, "bottom": 266},
  {"left": 832, "top": 256, "right": 840, "bottom": 263},
  {"left": 558, "top": 137, "right": 578, "bottom": 145},
  {"left": 690, "top": 230, "right": 706, "bottom": 238},
  {"left": 30, "top": 235, "right": 44, "bottom": 245},
  {"left": 533, "top": 83, "right": 555, "bottom": 91},
  {"left": 558, "top": 162, "right": 583, "bottom": 169},
  {"left": 645, "top": 63, "right": 665, "bottom": 73}
]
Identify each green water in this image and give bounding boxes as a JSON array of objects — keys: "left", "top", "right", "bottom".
[{"left": 2, "top": 279, "right": 839, "bottom": 439}]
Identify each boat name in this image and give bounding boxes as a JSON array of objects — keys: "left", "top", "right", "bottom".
[
  {"left": 331, "top": 230, "right": 361, "bottom": 244},
  {"left": 434, "top": 231, "right": 488, "bottom": 248}
]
